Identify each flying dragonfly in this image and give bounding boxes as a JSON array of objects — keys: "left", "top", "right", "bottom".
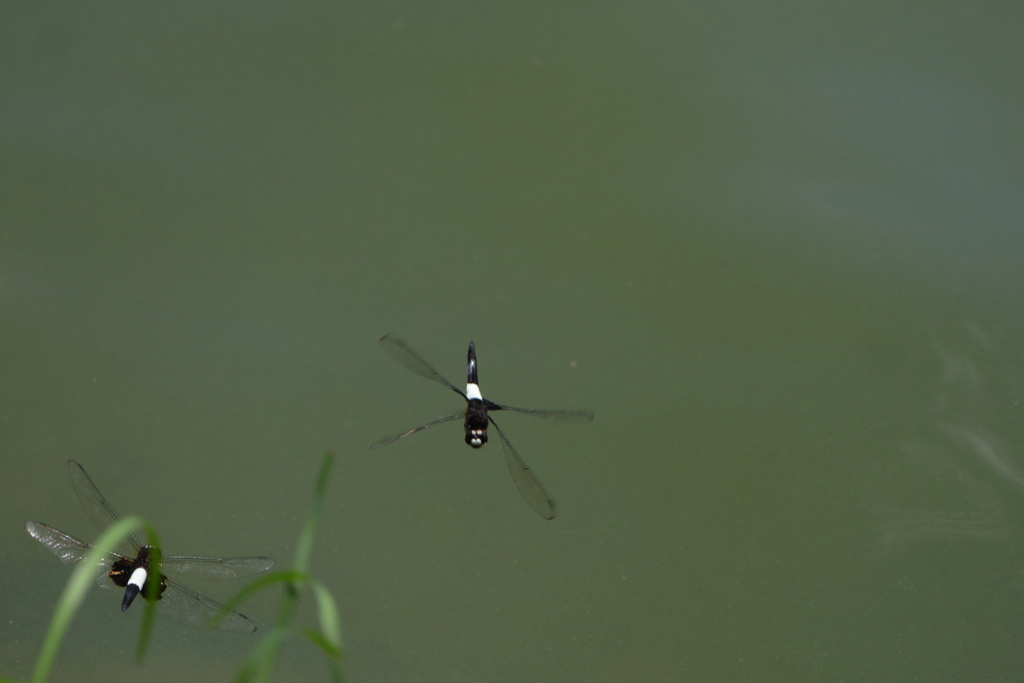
[
  {"left": 371, "top": 335, "right": 594, "bottom": 520},
  {"left": 25, "top": 460, "right": 274, "bottom": 633}
]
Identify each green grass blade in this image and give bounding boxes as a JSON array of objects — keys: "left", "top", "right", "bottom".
[
  {"left": 134, "top": 523, "right": 163, "bottom": 662},
  {"left": 217, "top": 569, "right": 311, "bottom": 625},
  {"left": 293, "top": 452, "right": 334, "bottom": 574},
  {"left": 309, "top": 580, "right": 342, "bottom": 657},
  {"left": 231, "top": 453, "right": 344, "bottom": 683},
  {"left": 30, "top": 515, "right": 146, "bottom": 683}
]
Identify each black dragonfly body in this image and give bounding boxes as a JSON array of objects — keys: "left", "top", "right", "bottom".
[
  {"left": 371, "top": 335, "right": 594, "bottom": 519},
  {"left": 25, "top": 460, "right": 274, "bottom": 633}
]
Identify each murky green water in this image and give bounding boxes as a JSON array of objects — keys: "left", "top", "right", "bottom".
[{"left": 3, "top": 2, "right": 1023, "bottom": 681}]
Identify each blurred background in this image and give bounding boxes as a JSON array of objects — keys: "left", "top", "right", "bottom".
[{"left": 2, "top": 1, "right": 1023, "bottom": 681}]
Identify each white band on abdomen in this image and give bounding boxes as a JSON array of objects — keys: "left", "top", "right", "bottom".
[
  {"left": 466, "top": 383, "right": 482, "bottom": 400},
  {"left": 128, "top": 566, "right": 148, "bottom": 590}
]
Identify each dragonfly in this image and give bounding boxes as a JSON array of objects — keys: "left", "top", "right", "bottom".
[
  {"left": 25, "top": 460, "right": 274, "bottom": 633},
  {"left": 371, "top": 334, "right": 594, "bottom": 520}
]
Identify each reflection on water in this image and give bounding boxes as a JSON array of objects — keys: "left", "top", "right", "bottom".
[
  {"left": 942, "top": 424, "right": 1024, "bottom": 492},
  {"left": 877, "top": 441, "right": 1008, "bottom": 546},
  {"left": 878, "top": 321, "right": 1021, "bottom": 547}
]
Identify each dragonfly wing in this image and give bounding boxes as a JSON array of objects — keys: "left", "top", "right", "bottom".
[
  {"left": 487, "top": 417, "right": 556, "bottom": 520},
  {"left": 25, "top": 521, "right": 121, "bottom": 589},
  {"left": 160, "top": 555, "right": 275, "bottom": 580},
  {"left": 370, "top": 412, "right": 464, "bottom": 449},
  {"left": 157, "top": 577, "right": 259, "bottom": 633},
  {"left": 379, "top": 335, "right": 467, "bottom": 399},
  {"left": 488, "top": 404, "right": 594, "bottom": 423},
  {"left": 67, "top": 460, "right": 142, "bottom": 554}
]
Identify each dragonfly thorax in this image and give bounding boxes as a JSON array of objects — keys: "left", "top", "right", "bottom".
[
  {"left": 109, "top": 545, "right": 168, "bottom": 608},
  {"left": 465, "top": 400, "right": 489, "bottom": 448}
]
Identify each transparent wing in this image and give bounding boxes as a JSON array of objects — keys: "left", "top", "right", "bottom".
[
  {"left": 370, "top": 412, "right": 464, "bottom": 449},
  {"left": 154, "top": 577, "right": 259, "bottom": 633},
  {"left": 379, "top": 335, "right": 467, "bottom": 399},
  {"left": 25, "top": 521, "right": 121, "bottom": 590},
  {"left": 160, "top": 555, "right": 275, "bottom": 580},
  {"left": 487, "top": 417, "right": 556, "bottom": 521},
  {"left": 487, "top": 403, "right": 595, "bottom": 423},
  {"left": 27, "top": 522, "right": 262, "bottom": 632},
  {"left": 67, "top": 459, "right": 142, "bottom": 554}
]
